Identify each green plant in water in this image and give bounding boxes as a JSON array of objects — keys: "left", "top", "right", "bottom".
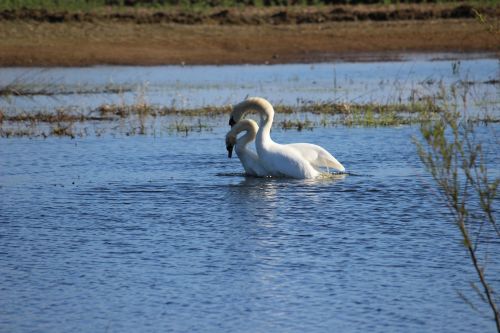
[
  {"left": 51, "top": 122, "right": 75, "bottom": 138},
  {"left": 415, "top": 107, "right": 500, "bottom": 332},
  {"left": 279, "top": 118, "right": 313, "bottom": 131}
]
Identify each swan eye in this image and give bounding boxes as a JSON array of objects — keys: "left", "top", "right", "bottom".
[{"left": 229, "top": 117, "right": 236, "bottom": 127}]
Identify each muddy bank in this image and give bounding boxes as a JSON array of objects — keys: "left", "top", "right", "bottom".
[
  {"left": 1, "top": 3, "right": 499, "bottom": 66},
  {"left": 1, "top": 4, "right": 498, "bottom": 24},
  {"left": 1, "top": 17, "right": 498, "bottom": 67}
]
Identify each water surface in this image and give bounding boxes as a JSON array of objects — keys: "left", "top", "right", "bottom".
[
  {"left": 1, "top": 125, "right": 499, "bottom": 332},
  {"left": 1, "top": 57, "right": 498, "bottom": 113},
  {"left": 1, "top": 58, "right": 499, "bottom": 332}
]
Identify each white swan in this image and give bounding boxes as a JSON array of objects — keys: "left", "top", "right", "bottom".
[
  {"left": 226, "top": 118, "right": 270, "bottom": 177},
  {"left": 229, "top": 97, "right": 345, "bottom": 179}
]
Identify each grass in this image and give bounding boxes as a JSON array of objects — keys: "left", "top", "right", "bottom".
[
  {"left": 98, "top": 103, "right": 232, "bottom": 118},
  {"left": 279, "top": 119, "right": 314, "bottom": 131},
  {"left": 414, "top": 96, "right": 500, "bottom": 332},
  {"left": 0, "top": 82, "right": 133, "bottom": 97},
  {"left": 167, "top": 119, "right": 213, "bottom": 135},
  {"left": 0, "top": 0, "right": 107, "bottom": 11},
  {"left": 51, "top": 122, "right": 75, "bottom": 138},
  {"left": 1, "top": 0, "right": 498, "bottom": 11},
  {"left": 2, "top": 97, "right": 496, "bottom": 138}
]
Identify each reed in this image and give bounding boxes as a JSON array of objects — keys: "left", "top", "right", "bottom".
[
  {"left": 279, "top": 119, "right": 313, "bottom": 131},
  {"left": 414, "top": 89, "right": 500, "bottom": 332},
  {"left": 1, "top": 96, "right": 498, "bottom": 138}
]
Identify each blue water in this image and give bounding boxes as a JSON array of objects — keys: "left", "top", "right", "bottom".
[
  {"left": 0, "top": 56, "right": 498, "bottom": 113},
  {"left": 1, "top": 124, "right": 499, "bottom": 332}
]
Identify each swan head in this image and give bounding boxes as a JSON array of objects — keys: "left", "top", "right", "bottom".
[
  {"left": 225, "top": 119, "right": 259, "bottom": 158},
  {"left": 226, "top": 134, "right": 236, "bottom": 158},
  {"left": 225, "top": 128, "right": 239, "bottom": 158},
  {"left": 229, "top": 104, "right": 243, "bottom": 127}
]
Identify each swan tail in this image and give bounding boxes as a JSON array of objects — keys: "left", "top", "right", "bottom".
[{"left": 320, "top": 156, "right": 345, "bottom": 172}]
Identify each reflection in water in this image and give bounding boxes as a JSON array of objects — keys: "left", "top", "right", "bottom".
[
  {"left": 225, "top": 172, "right": 347, "bottom": 220},
  {"left": 226, "top": 176, "right": 279, "bottom": 223}
]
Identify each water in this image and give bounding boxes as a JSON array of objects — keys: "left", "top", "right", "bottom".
[
  {"left": 1, "top": 57, "right": 500, "bottom": 332},
  {"left": 1, "top": 124, "right": 499, "bottom": 332},
  {"left": 0, "top": 56, "right": 498, "bottom": 113}
]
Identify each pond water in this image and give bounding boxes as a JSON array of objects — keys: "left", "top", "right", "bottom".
[
  {"left": 2, "top": 125, "right": 500, "bottom": 332},
  {"left": 0, "top": 55, "right": 498, "bottom": 113},
  {"left": 1, "top": 57, "right": 500, "bottom": 333}
]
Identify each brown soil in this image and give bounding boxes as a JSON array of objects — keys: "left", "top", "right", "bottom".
[{"left": 0, "top": 5, "right": 498, "bottom": 66}]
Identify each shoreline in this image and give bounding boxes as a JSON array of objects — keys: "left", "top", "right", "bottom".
[
  {"left": 0, "top": 17, "right": 498, "bottom": 67},
  {"left": 1, "top": 51, "right": 498, "bottom": 69}
]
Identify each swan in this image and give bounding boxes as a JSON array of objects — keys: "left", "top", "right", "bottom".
[
  {"left": 226, "top": 118, "right": 270, "bottom": 177},
  {"left": 228, "top": 97, "right": 345, "bottom": 179}
]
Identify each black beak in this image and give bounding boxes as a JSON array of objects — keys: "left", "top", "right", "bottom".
[
  {"left": 229, "top": 117, "right": 236, "bottom": 127},
  {"left": 226, "top": 144, "right": 234, "bottom": 158}
]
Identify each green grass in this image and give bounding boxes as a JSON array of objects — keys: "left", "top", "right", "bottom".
[
  {"left": 0, "top": 0, "right": 108, "bottom": 11},
  {"left": 1, "top": 0, "right": 498, "bottom": 11},
  {"left": 279, "top": 118, "right": 314, "bottom": 131},
  {"left": 1, "top": 97, "right": 498, "bottom": 138}
]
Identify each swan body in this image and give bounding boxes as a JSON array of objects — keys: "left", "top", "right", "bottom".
[
  {"left": 226, "top": 119, "right": 270, "bottom": 177},
  {"left": 229, "top": 97, "right": 345, "bottom": 179},
  {"left": 286, "top": 143, "right": 345, "bottom": 172}
]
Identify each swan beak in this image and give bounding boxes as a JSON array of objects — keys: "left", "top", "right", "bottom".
[
  {"left": 229, "top": 117, "right": 236, "bottom": 127},
  {"left": 226, "top": 144, "right": 234, "bottom": 158}
]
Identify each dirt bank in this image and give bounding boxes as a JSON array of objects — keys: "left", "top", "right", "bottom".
[{"left": 0, "top": 4, "right": 498, "bottom": 66}]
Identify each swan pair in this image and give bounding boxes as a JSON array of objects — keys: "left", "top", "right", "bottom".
[{"left": 226, "top": 97, "right": 345, "bottom": 179}]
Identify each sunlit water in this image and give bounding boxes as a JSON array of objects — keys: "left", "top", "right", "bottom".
[
  {"left": 1, "top": 56, "right": 500, "bottom": 332},
  {"left": 1, "top": 124, "right": 499, "bottom": 332},
  {"left": 0, "top": 55, "right": 498, "bottom": 113}
]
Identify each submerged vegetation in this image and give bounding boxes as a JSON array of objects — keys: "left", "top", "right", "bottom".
[
  {"left": 1, "top": 63, "right": 498, "bottom": 138},
  {"left": 0, "top": 82, "right": 133, "bottom": 98},
  {"left": 1, "top": 97, "right": 498, "bottom": 138}
]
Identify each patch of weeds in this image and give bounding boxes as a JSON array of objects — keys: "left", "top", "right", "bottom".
[
  {"left": 5, "top": 108, "right": 87, "bottom": 123},
  {"left": 279, "top": 119, "right": 314, "bottom": 131},
  {"left": 158, "top": 105, "right": 232, "bottom": 117},
  {"left": 167, "top": 119, "right": 213, "bottom": 135},
  {"left": 0, "top": 127, "right": 36, "bottom": 138},
  {"left": 0, "top": 82, "right": 133, "bottom": 98},
  {"left": 51, "top": 123, "right": 75, "bottom": 138}
]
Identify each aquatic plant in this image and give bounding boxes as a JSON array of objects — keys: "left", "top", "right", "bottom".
[
  {"left": 1, "top": 84, "right": 131, "bottom": 97},
  {"left": 168, "top": 119, "right": 212, "bottom": 135},
  {"left": 415, "top": 101, "right": 500, "bottom": 332},
  {"left": 51, "top": 123, "right": 75, "bottom": 138},
  {"left": 279, "top": 118, "right": 313, "bottom": 131},
  {"left": 1, "top": 95, "right": 498, "bottom": 138}
]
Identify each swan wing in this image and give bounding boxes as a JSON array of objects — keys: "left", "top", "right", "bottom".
[
  {"left": 259, "top": 144, "right": 320, "bottom": 179},
  {"left": 287, "top": 143, "right": 345, "bottom": 172}
]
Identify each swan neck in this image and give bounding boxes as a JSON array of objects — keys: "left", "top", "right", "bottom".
[
  {"left": 236, "top": 131, "right": 254, "bottom": 152},
  {"left": 257, "top": 104, "right": 274, "bottom": 147}
]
